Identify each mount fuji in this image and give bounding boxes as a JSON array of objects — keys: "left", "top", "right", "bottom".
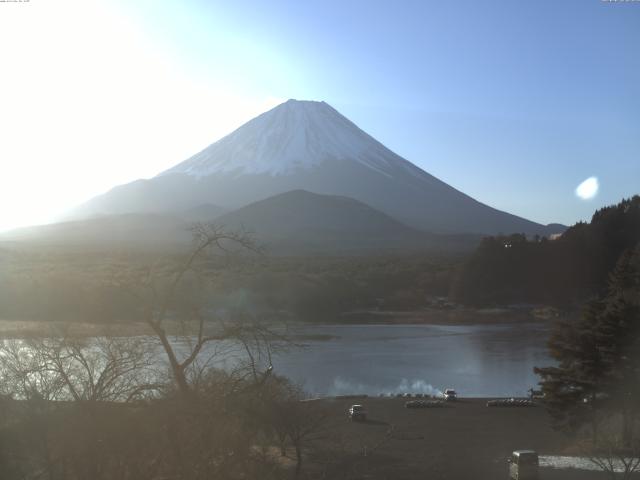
[{"left": 70, "top": 99, "right": 560, "bottom": 236}]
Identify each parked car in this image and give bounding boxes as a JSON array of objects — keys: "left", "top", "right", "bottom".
[
  {"left": 443, "top": 389, "right": 457, "bottom": 401},
  {"left": 405, "top": 399, "right": 446, "bottom": 408},
  {"left": 348, "top": 404, "right": 367, "bottom": 421},
  {"left": 487, "top": 398, "right": 533, "bottom": 407}
]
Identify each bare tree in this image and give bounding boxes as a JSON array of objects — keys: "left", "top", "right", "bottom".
[
  {"left": 113, "top": 223, "right": 273, "bottom": 395},
  {"left": 0, "top": 224, "right": 307, "bottom": 480},
  {"left": 259, "top": 380, "right": 329, "bottom": 479},
  {"left": 582, "top": 433, "right": 640, "bottom": 480},
  {"left": 0, "top": 333, "right": 162, "bottom": 403},
  {"left": 0, "top": 332, "right": 164, "bottom": 480},
  {"left": 103, "top": 223, "right": 305, "bottom": 480}
]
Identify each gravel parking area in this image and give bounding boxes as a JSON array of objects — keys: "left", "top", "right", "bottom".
[{"left": 313, "top": 397, "right": 638, "bottom": 480}]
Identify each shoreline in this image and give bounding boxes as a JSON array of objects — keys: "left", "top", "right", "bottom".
[
  {"left": 0, "top": 306, "right": 564, "bottom": 338},
  {"left": 311, "top": 303, "right": 568, "bottom": 326}
]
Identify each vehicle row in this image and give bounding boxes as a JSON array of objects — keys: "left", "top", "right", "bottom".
[{"left": 377, "top": 388, "right": 458, "bottom": 401}]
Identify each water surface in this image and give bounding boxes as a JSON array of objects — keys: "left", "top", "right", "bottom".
[{"left": 270, "top": 323, "right": 552, "bottom": 397}]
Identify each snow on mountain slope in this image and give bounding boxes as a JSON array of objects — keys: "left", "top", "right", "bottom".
[{"left": 161, "top": 99, "right": 420, "bottom": 179}]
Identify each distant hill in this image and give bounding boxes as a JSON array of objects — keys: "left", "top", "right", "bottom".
[
  {"left": 0, "top": 213, "right": 191, "bottom": 251},
  {"left": 215, "top": 190, "right": 479, "bottom": 254},
  {"left": 1, "top": 190, "right": 481, "bottom": 255},
  {"left": 181, "top": 203, "right": 228, "bottom": 222}
]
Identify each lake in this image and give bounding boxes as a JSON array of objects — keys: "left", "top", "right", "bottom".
[
  {"left": 4, "top": 321, "right": 553, "bottom": 399},
  {"left": 269, "top": 323, "right": 553, "bottom": 397}
]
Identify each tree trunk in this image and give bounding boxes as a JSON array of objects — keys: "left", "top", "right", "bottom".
[
  {"left": 591, "top": 393, "right": 599, "bottom": 446},
  {"left": 150, "top": 322, "right": 191, "bottom": 395},
  {"left": 622, "top": 405, "right": 633, "bottom": 448},
  {"left": 294, "top": 442, "right": 302, "bottom": 479}
]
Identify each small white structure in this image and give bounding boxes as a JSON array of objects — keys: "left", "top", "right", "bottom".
[{"left": 509, "top": 450, "right": 539, "bottom": 480}]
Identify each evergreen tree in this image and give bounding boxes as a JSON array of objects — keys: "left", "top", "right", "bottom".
[
  {"left": 453, "top": 196, "right": 640, "bottom": 305},
  {"left": 597, "top": 246, "right": 640, "bottom": 446},
  {"left": 534, "top": 244, "right": 640, "bottom": 444},
  {"left": 534, "top": 299, "right": 610, "bottom": 439}
]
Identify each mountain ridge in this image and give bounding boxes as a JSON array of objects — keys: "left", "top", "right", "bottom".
[
  {"left": 2, "top": 190, "right": 482, "bottom": 254},
  {"left": 69, "top": 99, "right": 565, "bottom": 236}
]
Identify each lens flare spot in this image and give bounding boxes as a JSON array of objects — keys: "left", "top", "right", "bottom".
[{"left": 575, "top": 177, "right": 599, "bottom": 200}]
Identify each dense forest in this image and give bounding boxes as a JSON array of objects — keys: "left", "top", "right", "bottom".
[
  {"left": 0, "top": 197, "right": 638, "bottom": 327},
  {"left": 0, "top": 249, "right": 460, "bottom": 326},
  {"left": 451, "top": 196, "right": 640, "bottom": 306}
]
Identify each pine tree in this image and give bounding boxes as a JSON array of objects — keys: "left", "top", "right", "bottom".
[
  {"left": 534, "top": 244, "right": 640, "bottom": 444},
  {"left": 597, "top": 246, "right": 640, "bottom": 446},
  {"left": 534, "top": 300, "right": 610, "bottom": 439}
]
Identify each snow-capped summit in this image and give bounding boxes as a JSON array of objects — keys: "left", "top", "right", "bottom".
[
  {"left": 71, "top": 99, "right": 562, "bottom": 236},
  {"left": 161, "top": 99, "right": 418, "bottom": 178}
]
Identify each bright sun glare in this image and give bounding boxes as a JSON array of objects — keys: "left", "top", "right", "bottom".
[
  {"left": 575, "top": 177, "right": 599, "bottom": 200},
  {"left": 0, "top": 0, "right": 282, "bottom": 232}
]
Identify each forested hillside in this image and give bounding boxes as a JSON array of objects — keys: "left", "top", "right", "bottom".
[
  {"left": 0, "top": 251, "right": 459, "bottom": 325},
  {"left": 451, "top": 196, "right": 640, "bottom": 305}
]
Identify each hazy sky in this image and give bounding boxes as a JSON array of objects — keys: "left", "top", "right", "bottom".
[{"left": 0, "top": 0, "right": 638, "bottom": 231}]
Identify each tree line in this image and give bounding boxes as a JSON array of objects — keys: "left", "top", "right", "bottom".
[
  {"left": 0, "top": 248, "right": 459, "bottom": 325},
  {"left": 451, "top": 196, "right": 640, "bottom": 306}
]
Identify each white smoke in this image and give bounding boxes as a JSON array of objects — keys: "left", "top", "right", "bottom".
[{"left": 328, "top": 377, "right": 442, "bottom": 397}]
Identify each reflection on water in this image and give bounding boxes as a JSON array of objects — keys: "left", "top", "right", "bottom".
[
  {"left": 269, "top": 323, "right": 552, "bottom": 397},
  {"left": 8, "top": 323, "right": 552, "bottom": 399}
]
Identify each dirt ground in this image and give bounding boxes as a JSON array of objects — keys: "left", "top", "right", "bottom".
[{"left": 309, "top": 397, "right": 637, "bottom": 480}]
